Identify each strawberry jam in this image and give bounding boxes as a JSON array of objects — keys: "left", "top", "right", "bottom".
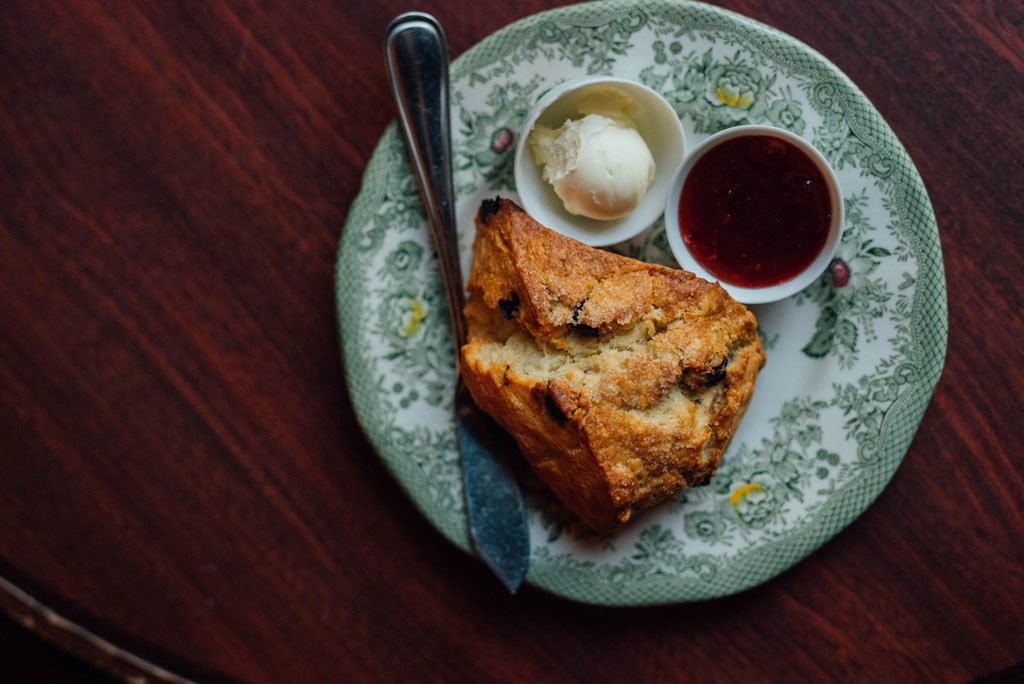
[{"left": 678, "top": 134, "right": 831, "bottom": 288}]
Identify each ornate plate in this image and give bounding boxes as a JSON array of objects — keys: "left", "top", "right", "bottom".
[{"left": 336, "top": 0, "right": 947, "bottom": 604}]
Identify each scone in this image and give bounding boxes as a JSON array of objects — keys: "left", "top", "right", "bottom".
[{"left": 460, "top": 197, "right": 765, "bottom": 531}]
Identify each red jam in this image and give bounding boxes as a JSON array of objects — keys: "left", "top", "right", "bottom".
[{"left": 678, "top": 135, "right": 832, "bottom": 288}]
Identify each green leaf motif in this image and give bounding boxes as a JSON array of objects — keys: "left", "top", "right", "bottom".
[
  {"left": 796, "top": 191, "right": 897, "bottom": 367},
  {"left": 838, "top": 319, "right": 859, "bottom": 353},
  {"left": 803, "top": 305, "right": 838, "bottom": 358}
]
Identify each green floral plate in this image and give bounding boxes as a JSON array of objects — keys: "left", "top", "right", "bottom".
[{"left": 336, "top": 0, "right": 947, "bottom": 605}]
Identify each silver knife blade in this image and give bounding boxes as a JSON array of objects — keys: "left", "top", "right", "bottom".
[
  {"left": 455, "top": 384, "right": 530, "bottom": 592},
  {"left": 384, "top": 12, "right": 530, "bottom": 593}
]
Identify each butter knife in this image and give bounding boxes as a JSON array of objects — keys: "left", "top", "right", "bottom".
[{"left": 384, "top": 12, "right": 530, "bottom": 593}]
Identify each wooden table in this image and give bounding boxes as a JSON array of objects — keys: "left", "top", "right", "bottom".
[{"left": 2, "top": 1, "right": 1022, "bottom": 681}]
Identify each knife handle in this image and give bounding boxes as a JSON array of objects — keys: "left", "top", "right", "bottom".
[{"left": 384, "top": 13, "right": 468, "bottom": 354}]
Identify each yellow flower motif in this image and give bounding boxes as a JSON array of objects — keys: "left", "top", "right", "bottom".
[
  {"left": 715, "top": 86, "right": 754, "bottom": 109},
  {"left": 400, "top": 299, "right": 424, "bottom": 338},
  {"left": 729, "top": 482, "right": 763, "bottom": 507}
]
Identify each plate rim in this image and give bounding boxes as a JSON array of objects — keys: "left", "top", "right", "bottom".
[{"left": 336, "top": 0, "right": 948, "bottom": 605}]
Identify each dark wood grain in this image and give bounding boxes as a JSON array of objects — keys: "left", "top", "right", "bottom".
[{"left": 2, "top": 0, "right": 1022, "bottom": 681}]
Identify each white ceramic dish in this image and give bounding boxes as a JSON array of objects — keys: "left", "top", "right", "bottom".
[
  {"left": 337, "top": 0, "right": 947, "bottom": 606},
  {"left": 514, "top": 76, "right": 685, "bottom": 247},
  {"left": 665, "top": 125, "right": 844, "bottom": 305}
]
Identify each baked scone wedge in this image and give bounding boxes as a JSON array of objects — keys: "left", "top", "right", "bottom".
[{"left": 460, "top": 198, "right": 765, "bottom": 532}]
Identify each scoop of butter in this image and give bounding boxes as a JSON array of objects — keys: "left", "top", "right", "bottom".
[{"left": 528, "top": 90, "right": 655, "bottom": 221}]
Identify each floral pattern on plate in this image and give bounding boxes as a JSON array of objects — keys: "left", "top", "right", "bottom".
[{"left": 336, "top": 0, "right": 946, "bottom": 605}]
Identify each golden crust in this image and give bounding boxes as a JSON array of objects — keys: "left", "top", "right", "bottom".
[{"left": 461, "top": 198, "right": 766, "bottom": 531}]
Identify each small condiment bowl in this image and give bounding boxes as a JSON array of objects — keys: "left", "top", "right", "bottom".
[
  {"left": 664, "top": 125, "right": 844, "bottom": 305},
  {"left": 513, "top": 76, "right": 685, "bottom": 247}
]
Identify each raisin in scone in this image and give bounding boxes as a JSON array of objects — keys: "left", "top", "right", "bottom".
[{"left": 460, "top": 197, "right": 765, "bottom": 531}]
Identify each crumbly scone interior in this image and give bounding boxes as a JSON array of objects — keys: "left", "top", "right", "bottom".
[{"left": 465, "top": 299, "right": 726, "bottom": 437}]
